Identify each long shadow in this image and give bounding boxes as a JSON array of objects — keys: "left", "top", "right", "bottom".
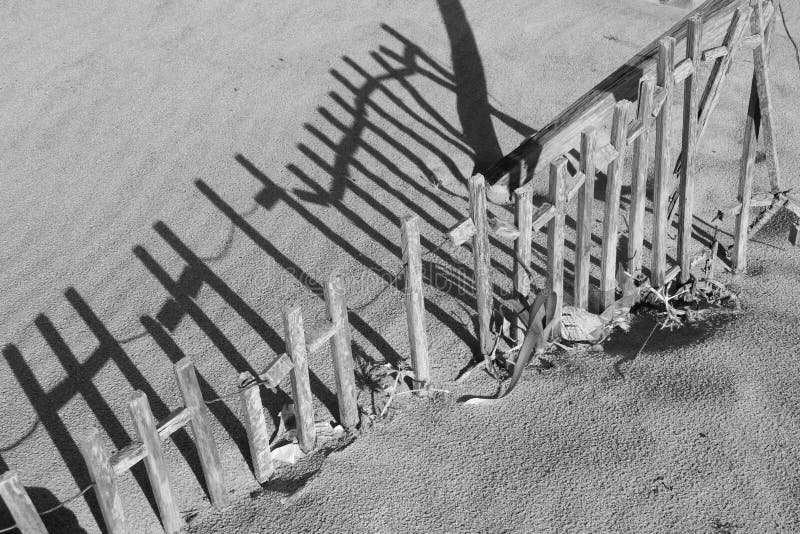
[{"left": 436, "top": 0, "right": 502, "bottom": 174}]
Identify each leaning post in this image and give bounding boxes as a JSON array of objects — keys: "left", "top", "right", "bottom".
[
  {"left": 469, "top": 174, "right": 493, "bottom": 361},
  {"left": 400, "top": 215, "right": 430, "bottom": 393}
]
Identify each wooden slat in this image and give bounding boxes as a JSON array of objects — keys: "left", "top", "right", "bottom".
[
  {"left": 157, "top": 407, "right": 190, "bottom": 440},
  {"left": 469, "top": 174, "right": 494, "bottom": 360},
  {"left": 594, "top": 143, "right": 619, "bottom": 169},
  {"left": 447, "top": 217, "right": 476, "bottom": 247},
  {"left": 484, "top": 0, "right": 749, "bottom": 200},
  {"left": 531, "top": 203, "right": 556, "bottom": 231},
  {"left": 652, "top": 36, "right": 676, "bottom": 287},
  {"left": 0, "top": 472, "right": 47, "bottom": 534},
  {"left": 513, "top": 186, "right": 533, "bottom": 341},
  {"left": 400, "top": 216, "right": 430, "bottom": 394},
  {"left": 651, "top": 86, "right": 668, "bottom": 117},
  {"left": 175, "top": 358, "right": 228, "bottom": 508},
  {"left": 79, "top": 427, "right": 127, "bottom": 534},
  {"left": 324, "top": 273, "right": 361, "bottom": 423},
  {"left": 258, "top": 352, "right": 294, "bottom": 387},
  {"left": 238, "top": 372, "right": 274, "bottom": 483},
  {"left": 733, "top": 75, "right": 759, "bottom": 272},
  {"left": 626, "top": 119, "right": 644, "bottom": 144},
  {"left": 673, "top": 57, "right": 695, "bottom": 83},
  {"left": 600, "top": 100, "right": 631, "bottom": 309},
  {"left": 129, "top": 391, "right": 182, "bottom": 534},
  {"left": 306, "top": 321, "right": 337, "bottom": 354},
  {"left": 283, "top": 306, "right": 316, "bottom": 453},
  {"left": 546, "top": 157, "right": 568, "bottom": 334},
  {"left": 566, "top": 172, "right": 587, "bottom": 203},
  {"left": 574, "top": 128, "right": 596, "bottom": 311},
  {"left": 702, "top": 44, "right": 728, "bottom": 61},
  {"left": 629, "top": 77, "right": 656, "bottom": 275},
  {"left": 678, "top": 15, "right": 703, "bottom": 284},
  {"left": 750, "top": 0, "right": 781, "bottom": 192},
  {"left": 111, "top": 441, "right": 146, "bottom": 476}
]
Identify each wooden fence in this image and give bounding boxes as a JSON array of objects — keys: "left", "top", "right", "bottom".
[{"left": 1, "top": 1, "right": 793, "bottom": 532}]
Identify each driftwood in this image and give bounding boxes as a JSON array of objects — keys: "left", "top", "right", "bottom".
[{"left": 485, "top": 0, "right": 760, "bottom": 202}]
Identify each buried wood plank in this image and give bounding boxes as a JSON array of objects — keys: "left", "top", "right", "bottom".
[
  {"left": 628, "top": 77, "right": 655, "bottom": 275},
  {"left": 324, "top": 272, "right": 361, "bottom": 424},
  {"left": 175, "top": 358, "right": 228, "bottom": 508},
  {"left": 79, "top": 427, "right": 126, "bottom": 534},
  {"left": 600, "top": 100, "right": 631, "bottom": 310},
  {"left": 574, "top": 128, "right": 596, "bottom": 310},
  {"left": 678, "top": 15, "right": 703, "bottom": 285},
  {"left": 0, "top": 472, "right": 47, "bottom": 534},
  {"left": 652, "top": 36, "right": 676, "bottom": 287},
  {"left": 129, "top": 391, "right": 183, "bottom": 534},
  {"left": 238, "top": 372, "right": 274, "bottom": 484},
  {"left": 513, "top": 186, "right": 533, "bottom": 342},
  {"left": 283, "top": 306, "right": 316, "bottom": 454},
  {"left": 470, "top": 174, "right": 494, "bottom": 360}
]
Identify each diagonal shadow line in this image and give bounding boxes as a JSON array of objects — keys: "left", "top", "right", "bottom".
[
  {"left": 195, "top": 176, "right": 412, "bottom": 366},
  {"left": 151, "top": 221, "right": 340, "bottom": 420},
  {"left": 333, "top": 60, "right": 471, "bottom": 155},
  {"left": 2, "top": 343, "right": 108, "bottom": 532}
]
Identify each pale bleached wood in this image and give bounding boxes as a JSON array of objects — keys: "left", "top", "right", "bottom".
[
  {"left": 546, "top": 157, "right": 568, "bottom": 334},
  {"left": 323, "top": 273, "right": 360, "bottom": 425},
  {"left": 469, "top": 174, "right": 493, "bottom": 359},
  {"left": 305, "top": 322, "right": 336, "bottom": 354},
  {"left": 531, "top": 203, "right": 556, "bottom": 231},
  {"left": 750, "top": 0, "right": 781, "bottom": 192},
  {"left": 258, "top": 353, "right": 294, "bottom": 386},
  {"left": 238, "top": 371, "right": 274, "bottom": 483},
  {"left": 673, "top": 58, "right": 695, "bottom": 82},
  {"left": 600, "top": 100, "right": 631, "bottom": 310},
  {"left": 733, "top": 76, "right": 759, "bottom": 272},
  {"left": 575, "top": 128, "right": 596, "bottom": 310},
  {"left": 129, "top": 391, "right": 182, "bottom": 534},
  {"left": 283, "top": 306, "right": 316, "bottom": 453},
  {"left": 628, "top": 77, "right": 655, "bottom": 275},
  {"left": 175, "top": 358, "right": 228, "bottom": 508},
  {"left": 594, "top": 144, "right": 620, "bottom": 169},
  {"left": 79, "top": 427, "right": 127, "bottom": 534},
  {"left": 513, "top": 186, "right": 533, "bottom": 341},
  {"left": 447, "top": 218, "right": 477, "bottom": 247},
  {"left": 111, "top": 441, "right": 146, "bottom": 476},
  {"left": 652, "top": 36, "right": 676, "bottom": 287},
  {"left": 157, "top": 407, "right": 191, "bottom": 440},
  {"left": 0, "top": 472, "right": 47, "bottom": 534},
  {"left": 702, "top": 45, "right": 729, "bottom": 60},
  {"left": 566, "top": 172, "right": 587, "bottom": 203},
  {"left": 484, "top": 0, "right": 752, "bottom": 200},
  {"left": 678, "top": 16, "right": 703, "bottom": 284},
  {"left": 400, "top": 216, "right": 431, "bottom": 393}
]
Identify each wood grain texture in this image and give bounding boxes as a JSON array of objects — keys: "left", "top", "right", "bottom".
[
  {"left": 575, "top": 128, "right": 596, "bottom": 310},
  {"left": 678, "top": 16, "right": 703, "bottom": 284},
  {"left": 469, "top": 174, "right": 493, "bottom": 358},
  {"left": 0, "top": 471, "right": 47, "bottom": 534},
  {"left": 238, "top": 372, "right": 274, "bottom": 484},
  {"left": 546, "top": 158, "right": 568, "bottom": 335},
  {"left": 628, "top": 78, "right": 655, "bottom": 275},
  {"left": 600, "top": 100, "right": 631, "bottom": 310},
  {"left": 400, "top": 216, "right": 431, "bottom": 393},
  {"left": 513, "top": 186, "right": 533, "bottom": 341},
  {"left": 733, "top": 75, "right": 759, "bottom": 271},
  {"left": 485, "top": 0, "right": 750, "bottom": 201},
  {"left": 324, "top": 272, "right": 360, "bottom": 426},
  {"left": 283, "top": 306, "right": 316, "bottom": 453},
  {"left": 175, "top": 358, "right": 228, "bottom": 508},
  {"left": 258, "top": 353, "right": 294, "bottom": 387},
  {"left": 652, "top": 37, "right": 676, "bottom": 287},
  {"left": 79, "top": 427, "right": 127, "bottom": 534},
  {"left": 129, "top": 391, "right": 182, "bottom": 534}
]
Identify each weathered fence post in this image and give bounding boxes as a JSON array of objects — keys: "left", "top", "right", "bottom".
[
  {"left": 0, "top": 471, "right": 47, "bottom": 534},
  {"left": 628, "top": 77, "right": 655, "bottom": 275},
  {"left": 513, "top": 185, "right": 533, "bottom": 338},
  {"left": 546, "top": 158, "right": 568, "bottom": 336},
  {"left": 129, "top": 391, "right": 182, "bottom": 534},
  {"left": 238, "top": 372, "right": 274, "bottom": 484},
  {"left": 678, "top": 15, "right": 703, "bottom": 284},
  {"left": 600, "top": 99, "right": 631, "bottom": 310},
  {"left": 174, "top": 358, "right": 228, "bottom": 508},
  {"left": 323, "top": 273, "right": 360, "bottom": 425},
  {"left": 652, "top": 36, "right": 676, "bottom": 287},
  {"left": 575, "top": 128, "right": 596, "bottom": 310},
  {"left": 79, "top": 427, "right": 127, "bottom": 534},
  {"left": 469, "top": 174, "right": 493, "bottom": 359},
  {"left": 400, "top": 215, "right": 430, "bottom": 393},
  {"left": 283, "top": 306, "right": 316, "bottom": 453}
]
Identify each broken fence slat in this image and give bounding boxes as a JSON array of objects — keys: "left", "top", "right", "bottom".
[
  {"left": 702, "top": 44, "right": 728, "bottom": 61},
  {"left": 305, "top": 321, "right": 337, "bottom": 354},
  {"left": 531, "top": 203, "right": 556, "bottom": 232},
  {"left": 594, "top": 143, "right": 619, "bottom": 169},
  {"left": 0, "top": 472, "right": 47, "bottom": 534},
  {"left": 238, "top": 372, "right": 274, "bottom": 484},
  {"left": 574, "top": 128, "right": 596, "bottom": 310},
  {"left": 447, "top": 217, "right": 476, "bottom": 247},
  {"left": 470, "top": 174, "right": 494, "bottom": 360},
  {"left": 283, "top": 306, "right": 316, "bottom": 454},
  {"left": 258, "top": 352, "right": 294, "bottom": 387}
]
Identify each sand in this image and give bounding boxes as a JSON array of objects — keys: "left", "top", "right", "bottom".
[{"left": 1, "top": 0, "right": 799, "bottom": 532}]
